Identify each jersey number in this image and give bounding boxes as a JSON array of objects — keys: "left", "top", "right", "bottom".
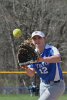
[{"left": 39, "top": 67, "right": 48, "bottom": 74}]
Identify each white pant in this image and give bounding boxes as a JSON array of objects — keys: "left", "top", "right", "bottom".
[{"left": 38, "top": 80, "right": 65, "bottom": 100}]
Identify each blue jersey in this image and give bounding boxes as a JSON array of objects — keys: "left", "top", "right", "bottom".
[{"left": 28, "top": 44, "right": 63, "bottom": 83}]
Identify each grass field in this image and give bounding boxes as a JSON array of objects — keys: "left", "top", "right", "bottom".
[{"left": 0, "top": 94, "right": 67, "bottom": 100}]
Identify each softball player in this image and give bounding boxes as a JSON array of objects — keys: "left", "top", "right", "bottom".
[{"left": 24, "top": 31, "right": 65, "bottom": 100}]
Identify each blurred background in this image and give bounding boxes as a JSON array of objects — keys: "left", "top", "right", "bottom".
[{"left": 0, "top": 0, "right": 67, "bottom": 95}]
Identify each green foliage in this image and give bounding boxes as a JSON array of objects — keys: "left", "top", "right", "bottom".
[
  {"left": 0, "top": 94, "right": 67, "bottom": 100},
  {"left": 59, "top": 94, "right": 67, "bottom": 100},
  {"left": 0, "top": 94, "right": 38, "bottom": 100}
]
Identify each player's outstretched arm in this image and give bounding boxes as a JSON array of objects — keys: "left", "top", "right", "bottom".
[
  {"left": 37, "top": 55, "right": 61, "bottom": 63},
  {"left": 21, "top": 66, "right": 35, "bottom": 77}
]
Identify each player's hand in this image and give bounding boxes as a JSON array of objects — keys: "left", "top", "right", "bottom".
[
  {"left": 21, "top": 66, "right": 28, "bottom": 70},
  {"left": 37, "top": 57, "right": 44, "bottom": 62}
]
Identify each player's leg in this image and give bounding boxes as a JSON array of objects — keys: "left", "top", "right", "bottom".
[
  {"left": 38, "top": 80, "right": 65, "bottom": 100},
  {"left": 38, "top": 81, "right": 50, "bottom": 100}
]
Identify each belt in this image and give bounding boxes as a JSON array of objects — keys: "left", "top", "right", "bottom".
[
  {"left": 54, "top": 80, "right": 60, "bottom": 83},
  {"left": 41, "top": 80, "right": 60, "bottom": 84},
  {"left": 49, "top": 80, "right": 60, "bottom": 84}
]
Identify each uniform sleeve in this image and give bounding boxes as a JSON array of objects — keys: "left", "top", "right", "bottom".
[
  {"left": 27, "top": 64, "right": 34, "bottom": 68},
  {"left": 51, "top": 46, "right": 60, "bottom": 56}
]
